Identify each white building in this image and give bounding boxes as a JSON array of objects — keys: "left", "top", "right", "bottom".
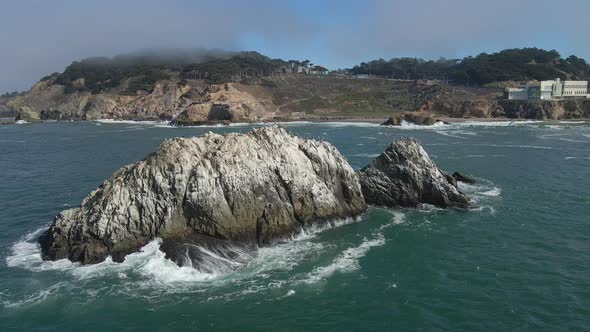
[{"left": 506, "top": 78, "right": 588, "bottom": 100}]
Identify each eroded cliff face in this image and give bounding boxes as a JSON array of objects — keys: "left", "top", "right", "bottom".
[
  {"left": 5, "top": 78, "right": 276, "bottom": 123},
  {"left": 172, "top": 83, "right": 275, "bottom": 125},
  {"left": 426, "top": 99, "right": 590, "bottom": 120},
  {"left": 39, "top": 127, "right": 366, "bottom": 264}
]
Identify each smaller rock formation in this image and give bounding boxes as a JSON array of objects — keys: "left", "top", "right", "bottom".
[
  {"left": 358, "top": 139, "right": 470, "bottom": 208},
  {"left": 381, "top": 112, "right": 440, "bottom": 126},
  {"left": 452, "top": 171, "right": 477, "bottom": 184}
]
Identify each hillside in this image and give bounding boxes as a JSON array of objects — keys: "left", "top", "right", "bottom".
[
  {"left": 2, "top": 48, "right": 590, "bottom": 124},
  {"left": 349, "top": 48, "right": 590, "bottom": 85}
]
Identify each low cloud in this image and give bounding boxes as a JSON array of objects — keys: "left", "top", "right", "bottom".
[{"left": 0, "top": 0, "right": 588, "bottom": 93}]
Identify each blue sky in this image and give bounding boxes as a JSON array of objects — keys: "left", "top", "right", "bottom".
[{"left": 1, "top": 0, "right": 589, "bottom": 93}]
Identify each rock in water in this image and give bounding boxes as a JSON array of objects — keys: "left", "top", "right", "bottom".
[
  {"left": 358, "top": 138, "right": 469, "bottom": 208},
  {"left": 452, "top": 171, "right": 477, "bottom": 184},
  {"left": 39, "top": 127, "right": 367, "bottom": 264},
  {"left": 381, "top": 112, "right": 440, "bottom": 126}
]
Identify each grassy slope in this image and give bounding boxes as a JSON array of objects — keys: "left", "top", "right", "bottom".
[{"left": 264, "top": 76, "right": 502, "bottom": 117}]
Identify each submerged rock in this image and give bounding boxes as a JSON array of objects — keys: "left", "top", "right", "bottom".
[
  {"left": 452, "top": 171, "right": 477, "bottom": 184},
  {"left": 39, "top": 127, "right": 366, "bottom": 264},
  {"left": 358, "top": 138, "right": 470, "bottom": 208}
]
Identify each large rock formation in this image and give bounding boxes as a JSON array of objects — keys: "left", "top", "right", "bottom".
[
  {"left": 39, "top": 129, "right": 471, "bottom": 267},
  {"left": 39, "top": 127, "right": 366, "bottom": 264},
  {"left": 358, "top": 139, "right": 470, "bottom": 208}
]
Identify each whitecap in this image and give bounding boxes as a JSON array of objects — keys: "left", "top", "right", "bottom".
[
  {"left": 351, "top": 153, "right": 380, "bottom": 158},
  {"left": 468, "top": 205, "right": 496, "bottom": 214},
  {"left": 1, "top": 283, "right": 66, "bottom": 309},
  {"left": 474, "top": 143, "right": 552, "bottom": 150},
  {"left": 383, "top": 120, "right": 446, "bottom": 130},
  {"left": 5, "top": 229, "right": 218, "bottom": 283},
  {"left": 303, "top": 234, "right": 385, "bottom": 283},
  {"left": 94, "top": 119, "right": 167, "bottom": 125},
  {"left": 15, "top": 120, "right": 29, "bottom": 124},
  {"left": 310, "top": 121, "right": 380, "bottom": 128},
  {"left": 452, "top": 120, "right": 544, "bottom": 127},
  {"left": 480, "top": 187, "right": 502, "bottom": 197},
  {"left": 559, "top": 120, "right": 586, "bottom": 124}
]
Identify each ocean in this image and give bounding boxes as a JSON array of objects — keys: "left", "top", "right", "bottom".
[{"left": 1, "top": 120, "right": 589, "bottom": 331}]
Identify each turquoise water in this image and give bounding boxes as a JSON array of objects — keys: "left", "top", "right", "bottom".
[{"left": 1, "top": 120, "right": 589, "bottom": 331}]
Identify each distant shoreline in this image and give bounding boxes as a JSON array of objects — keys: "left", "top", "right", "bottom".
[{"left": 2, "top": 116, "right": 587, "bottom": 126}]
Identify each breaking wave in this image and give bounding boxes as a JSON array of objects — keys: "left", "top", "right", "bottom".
[
  {"left": 301, "top": 212, "right": 404, "bottom": 284},
  {"left": 3, "top": 212, "right": 409, "bottom": 306},
  {"left": 94, "top": 119, "right": 168, "bottom": 125},
  {"left": 450, "top": 120, "right": 544, "bottom": 127},
  {"left": 304, "top": 234, "right": 385, "bottom": 283}
]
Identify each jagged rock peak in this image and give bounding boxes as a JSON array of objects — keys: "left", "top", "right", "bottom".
[{"left": 358, "top": 138, "right": 470, "bottom": 208}]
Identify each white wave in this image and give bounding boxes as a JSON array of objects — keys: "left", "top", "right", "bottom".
[
  {"left": 4, "top": 226, "right": 79, "bottom": 272},
  {"left": 1, "top": 283, "right": 66, "bottom": 309},
  {"left": 468, "top": 205, "right": 496, "bottom": 214},
  {"left": 351, "top": 153, "right": 380, "bottom": 158},
  {"left": 382, "top": 120, "right": 446, "bottom": 130},
  {"left": 309, "top": 121, "right": 380, "bottom": 128},
  {"left": 480, "top": 187, "right": 501, "bottom": 197},
  {"left": 172, "top": 120, "right": 381, "bottom": 128},
  {"left": 304, "top": 234, "right": 385, "bottom": 283},
  {"left": 5, "top": 229, "right": 218, "bottom": 283},
  {"left": 94, "top": 119, "right": 167, "bottom": 125},
  {"left": 559, "top": 120, "right": 586, "bottom": 124},
  {"left": 451, "top": 120, "right": 544, "bottom": 127},
  {"left": 564, "top": 156, "right": 577, "bottom": 160},
  {"left": 474, "top": 143, "right": 552, "bottom": 150},
  {"left": 6, "top": 216, "right": 364, "bottom": 287},
  {"left": 380, "top": 211, "right": 406, "bottom": 229},
  {"left": 291, "top": 216, "right": 364, "bottom": 241},
  {"left": 124, "top": 240, "right": 219, "bottom": 283},
  {"left": 416, "top": 203, "right": 445, "bottom": 213},
  {"left": 15, "top": 120, "right": 29, "bottom": 124},
  {"left": 249, "top": 240, "right": 325, "bottom": 277},
  {"left": 434, "top": 130, "right": 466, "bottom": 139},
  {"left": 300, "top": 212, "right": 404, "bottom": 284}
]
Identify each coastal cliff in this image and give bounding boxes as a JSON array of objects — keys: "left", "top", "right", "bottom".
[
  {"left": 5, "top": 77, "right": 276, "bottom": 123},
  {"left": 39, "top": 127, "right": 469, "bottom": 266},
  {"left": 3, "top": 73, "right": 589, "bottom": 124},
  {"left": 421, "top": 99, "right": 590, "bottom": 120}
]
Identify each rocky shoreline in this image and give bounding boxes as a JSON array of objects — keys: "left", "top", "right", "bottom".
[
  {"left": 2, "top": 74, "right": 589, "bottom": 126},
  {"left": 38, "top": 127, "right": 469, "bottom": 266}
]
